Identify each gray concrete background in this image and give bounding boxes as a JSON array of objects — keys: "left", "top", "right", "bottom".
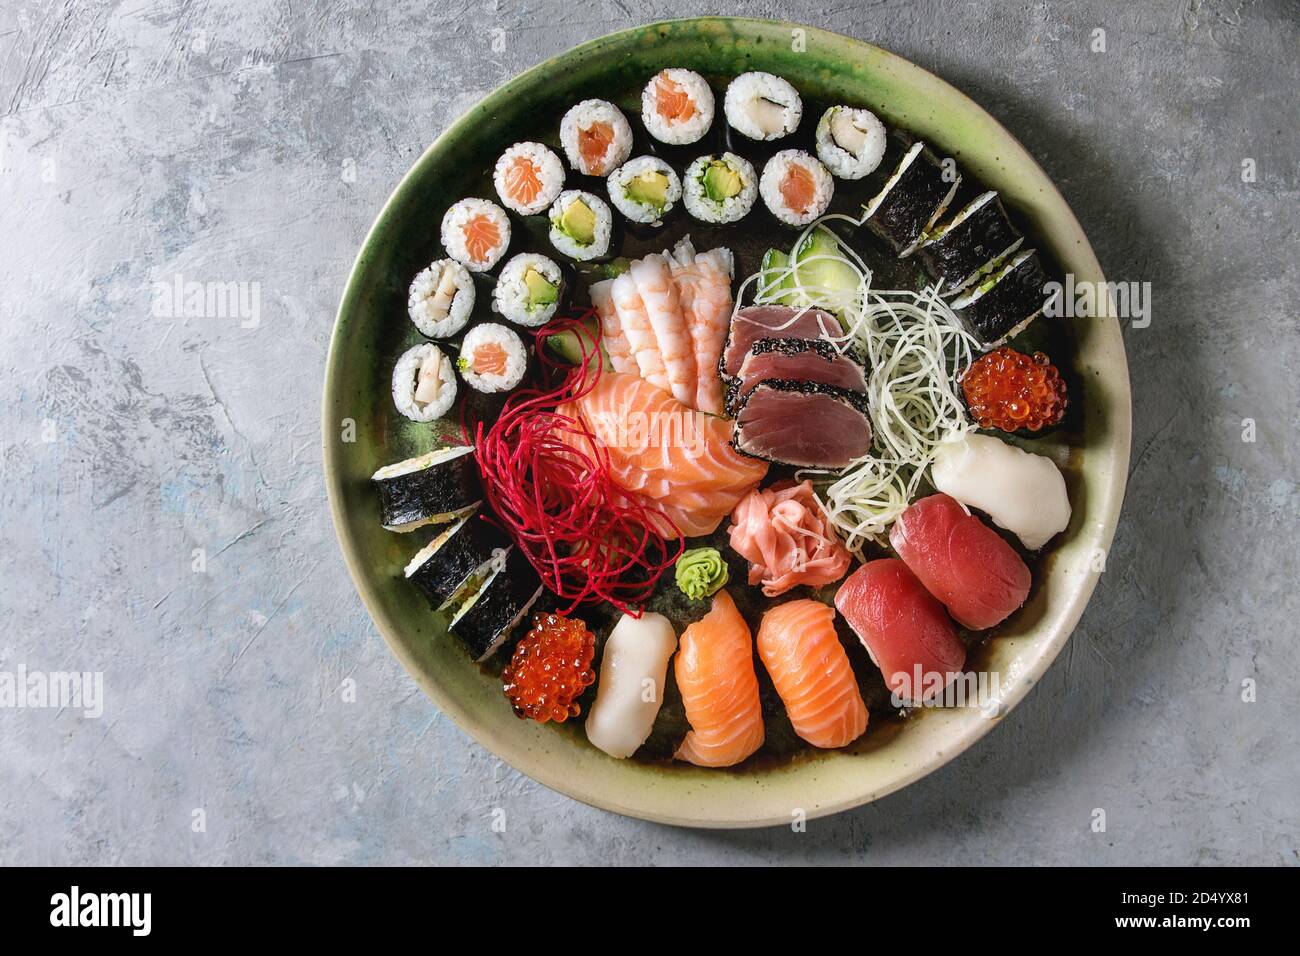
[{"left": 1, "top": 0, "right": 1296, "bottom": 865}]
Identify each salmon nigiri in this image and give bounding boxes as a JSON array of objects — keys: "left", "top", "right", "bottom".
[
  {"left": 757, "top": 599, "right": 867, "bottom": 748},
  {"left": 674, "top": 589, "right": 765, "bottom": 767}
]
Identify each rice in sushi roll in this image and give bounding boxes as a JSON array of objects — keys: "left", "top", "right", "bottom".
[
  {"left": 441, "top": 198, "right": 511, "bottom": 272},
  {"left": 457, "top": 322, "right": 528, "bottom": 393},
  {"left": 560, "top": 99, "right": 633, "bottom": 176},
  {"left": 607, "top": 156, "right": 682, "bottom": 225},
  {"left": 547, "top": 190, "right": 613, "bottom": 261},
  {"left": 392, "top": 343, "right": 458, "bottom": 421},
  {"left": 683, "top": 153, "right": 758, "bottom": 224},
  {"left": 493, "top": 142, "right": 565, "bottom": 215},
  {"left": 492, "top": 253, "right": 563, "bottom": 327},
  {"left": 759, "top": 150, "right": 833, "bottom": 227},
  {"left": 724, "top": 72, "right": 802, "bottom": 141},
  {"left": 640, "top": 69, "right": 714, "bottom": 145},
  {"left": 407, "top": 259, "right": 474, "bottom": 338},
  {"left": 815, "top": 106, "right": 887, "bottom": 180}
]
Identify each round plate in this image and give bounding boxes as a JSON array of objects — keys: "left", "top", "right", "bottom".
[{"left": 322, "top": 17, "right": 1131, "bottom": 827}]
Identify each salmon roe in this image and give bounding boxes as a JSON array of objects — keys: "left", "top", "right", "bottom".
[
  {"left": 502, "top": 613, "right": 596, "bottom": 723},
  {"left": 961, "top": 347, "right": 1068, "bottom": 433}
]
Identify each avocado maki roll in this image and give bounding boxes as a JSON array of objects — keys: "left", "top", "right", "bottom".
[
  {"left": 683, "top": 153, "right": 758, "bottom": 224},
  {"left": 861, "top": 140, "right": 960, "bottom": 256},
  {"left": 404, "top": 511, "right": 510, "bottom": 610},
  {"left": 449, "top": 547, "right": 544, "bottom": 661},
  {"left": 371, "top": 446, "right": 479, "bottom": 532},
  {"left": 951, "top": 249, "right": 1050, "bottom": 348},
  {"left": 917, "top": 191, "right": 1024, "bottom": 293}
]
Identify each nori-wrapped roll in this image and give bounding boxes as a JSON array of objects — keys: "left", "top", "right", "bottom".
[
  {"left": 952, "top": 249, "right": 1050, "bottom": 348},
  {"left": 371, "top": 445, "right": 479, "bottom": 532},
  {"left": 917, "top": 191, "right": 1023, "bottom": 292},
  {"left": 404, "top": 511, "right": 509, "bottom": 610},
  {"left": 449, "top": 548, "right": 543, "bottom": 661},
  {"left": 862, "top": 141, "right": 960, "bottom": 255}
]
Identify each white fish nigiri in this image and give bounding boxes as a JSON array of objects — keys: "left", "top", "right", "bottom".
[
  {"left": 586, "top": 612, "right": 678, "bottom": 759},
  {"left": 930, "top": 433, "right": 1070, "bottom": 550}
]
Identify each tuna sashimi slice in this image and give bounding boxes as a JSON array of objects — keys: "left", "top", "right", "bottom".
[
  {"left": 722, "top": 304, "right": 841, "bottom": 380},
  {"left": 889, "top": 493, "right": 1031, "bottom": 630},
  {"left": 733, "top": 381, "right": 873, "bottom": 468}
]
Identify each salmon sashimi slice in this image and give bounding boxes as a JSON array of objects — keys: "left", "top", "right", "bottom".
[
  {"left": 780, "top": 162, "right": 817, "bottom": 215},
  {"left": 503, "top": 156, "right": 543, "bottom": 206},
  {"left": 610, "top": 271, "right": 670, "bottom": 393},
  {"left": 757, "top": 599, "right": 867, "bottom": 749},
  {"left": 473, "top": 342, "right": 509, "bottom": 376},
  {"left": 630, "top": 254, "right": 696, "bottom": 408},
  {"left": 590, "top": 279, "right": 635, "bottom": 374},
  {"left": 674, "top": 590, "right": 765, "bottom": 767},
  {"left": 462, "top": 215, "right": 502, "bottom": 264},
  {"left": 655, "top": 72, "right": 696, "bottom": 122},
  {"left": 557, "top": 371, "right": 768, "bottom": 537},
  {"left": 665, "top": 238, "right": 733, "bottom": 416},
  {"left": 578, "top": 121, "right": 615, "bottom": 175}
]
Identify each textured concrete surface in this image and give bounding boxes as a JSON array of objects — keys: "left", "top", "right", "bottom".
[{"left": 1, "top": 0, "right": 1297, "bottom": 865}]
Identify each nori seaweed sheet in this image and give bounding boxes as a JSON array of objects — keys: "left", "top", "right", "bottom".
[
  {"left": 864, "top": 144, "right": 957, "bottom": 254},
  {"left": 452, "top": 548, "right": 543, "bottom": 661},
  {"left": 918, "top": 193, "right": 1022, "bottom": 292},
  {"left": 956, "top": 251, "right": 1050, "bottom": 347},
  {"left": 408, "top": 515, "right": 509, "bottom": 610},
  {"left": 372, "top": 449, "right": 480, "bottom": 529},
  {"left": 734, "top": 378, "right": 873, "bottom": 467}
]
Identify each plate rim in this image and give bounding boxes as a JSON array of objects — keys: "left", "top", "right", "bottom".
[{"left": 322, "top": 16, "right": 1133, "bottom": 829}]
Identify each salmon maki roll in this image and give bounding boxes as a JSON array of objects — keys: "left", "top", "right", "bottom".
[
  {"left": 560, "top": 99, "right": 632, "bottom": 177},
  {"left": 641, "top": 68, "right": 714, "bottom": 145},
  {"left": 493, "top": 142, "right": 564, "bottom": 215},
  {"left": 757, "top": 600, "right": 867, "bottom": 748},
  {"left": 674, "top": 589, "right": 765, "bottom": 767},
  {"left": 441, "top": 198, "right": 510, "bottom": 272}
]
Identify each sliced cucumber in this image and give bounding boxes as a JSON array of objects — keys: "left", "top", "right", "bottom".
[
  {"left": 758, "top": 248, "right": 795, "bottom": 305},
  {"left": 545, "top": 316, "right": 608, "bottom": 373},
  {"left": 792, "top": 227, "right": 861, "bottom": 300}
]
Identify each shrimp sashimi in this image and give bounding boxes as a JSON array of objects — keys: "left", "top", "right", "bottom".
[
  {"left": 665, "top": 238, "right": 734, "bottom": 415},
  {"left": 630, "top": 254, "right": 696, "bottom": 408},
  {"left": 757, "top": 599, "right": 868, "bottom": 749},
  {"left": 590, "top": 279, "right": 634, "bottom": 374},
  {"left": 610, "top": 272, "right": 670, "bottom": 394},
  {"left": 674, "top": 590, "right": 765, "bottom": 767}
]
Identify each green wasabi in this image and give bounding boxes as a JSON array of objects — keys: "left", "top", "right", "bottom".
[{"left": 675, "top": 547, "right": 729, "bottom": 600}]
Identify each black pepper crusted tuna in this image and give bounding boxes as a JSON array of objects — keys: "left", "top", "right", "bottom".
[
  {"left": 726, "top": 337, "right": 868, "bottom": 415},
  {"left": 733, "top": 379, "right": 873, "bottom": 469},
  {"left": 721, "top": 305, "right": 842, "bottom": 382}
]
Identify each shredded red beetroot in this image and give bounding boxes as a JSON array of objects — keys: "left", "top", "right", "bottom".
[{"left": 472, "top": 312, "right": 684, "bottom": 616}]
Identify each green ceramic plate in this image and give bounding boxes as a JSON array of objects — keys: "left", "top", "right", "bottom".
[{"left": 323, "top": 17, "right": 1131, "bottom": 827}]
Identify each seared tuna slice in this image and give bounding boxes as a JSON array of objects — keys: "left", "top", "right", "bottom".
[
  {"left": 733, "top": 380, "right": 873, "bottom": 469},
  {"left": 721, "top": 305, "right": 841, "bottom": 382},
  {"left": 728, "top": 337, "right": 868, "bottom": 414}
]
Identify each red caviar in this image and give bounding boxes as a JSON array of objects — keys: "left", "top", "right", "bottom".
[
  {"left": 502, "top": 612, "right": 596, "bottom": 722},
  {"left": 961, "top": 347, "right": 1068, "bottom": 433}
]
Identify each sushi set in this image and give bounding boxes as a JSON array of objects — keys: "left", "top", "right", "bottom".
[{"left": 326, "top": 20, "right": 1130, "bottom": 819}]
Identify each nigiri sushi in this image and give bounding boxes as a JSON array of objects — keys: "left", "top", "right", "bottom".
[
  {"left": 835, "top": 558, "right": 965, "bottom": 704},
  {"left": 674, "top": 589, "right": 765, "bottom": 767},
  {"left": 756, "top": 599, "right": 867, "bottom": 748},
  {"left": 585, "top": 612, "right": 677, "bottom": 759},
  {"left": 930, "top": 433, "right": 1071, "bottom": 550},
  {"left": 889, "top": 494, "right": 1031, "bottom": 630}
]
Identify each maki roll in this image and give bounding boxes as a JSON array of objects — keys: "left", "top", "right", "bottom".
[
  {"left": 759, "top": 149, "right": 834, "bottom": 227},
  {"left": 724, "top": 72, "right": 802, "bottom": 140},
  {"left": 548, "top": 190, "right": 613, "bottom": 261},
  {"left": 641, "top": 69, "right": 714, "bottom": 146},
  {"left": 441, "top": 198, "right": 511, "bottom": 272},
  {"left": 371, "top": 445, "right": 479, "bottom": 532},
  {"left": 951, "top": 249, "right": 1050, "bottom": 348},
  {"left": 492, "top": 253, "right": 562, "bottom": 327},
  {"left": 683, "top": 153, "right": 758, "bottom": 224},
  {"left": 392, "top": 343, "right": 458, "bottom": 422},
  {"left": 404, "top": 511, "right": 510, "bottom": 610},
  {"left": 449, "top": 547, "right": 544, "bottom": 661},
  {"left": 493, "top": 142, "right": 565, "bottom": 216},
  {"left": 559, "top": 99, "right": 632, "bottom": 176},
  {"left": 607, "top": 156, "right": 682, "bottom": 225},
  {"left": 862, "top": 141, "right": 960, "bottom": 256},
  {"left": 917, "top": 191, "right": 1023, "bottom": 293},
  {"left": 457, "top": 323, "right": 528, "bottom": 393},
  {"left": 815, "top": 106, "right": 887, "bottom": 180},
  {"left": 407, "top": 259, "right": 474, "bottom": 339}
]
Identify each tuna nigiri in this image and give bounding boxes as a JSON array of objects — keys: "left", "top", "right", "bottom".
[
  {"left": 835, "top": 558, "right": 965, "bottom": 704},
  {"left": 889, "top": 493, "right": 1031, "bottom": 630},
  {"left": 757, "top": 600, "right": 867, "bottom": 748},
  {"left": 674, "top": 590, "right": 765, "bottom": 767}
]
